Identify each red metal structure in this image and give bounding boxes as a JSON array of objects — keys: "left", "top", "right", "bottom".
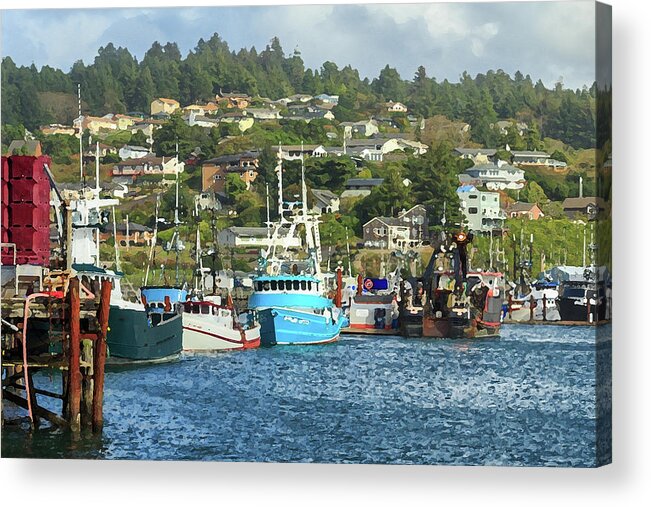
[{"left": 1, "top": 155, "right": 51, "bottom": 266}]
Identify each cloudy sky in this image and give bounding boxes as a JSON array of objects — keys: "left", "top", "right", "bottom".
[{"left": 1, "top": 1, "right": 597, "bottom": 90}]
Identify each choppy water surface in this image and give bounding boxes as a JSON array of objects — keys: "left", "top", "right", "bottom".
[{"left": 2, "top": 325, "right": 611, "bottom": 466}]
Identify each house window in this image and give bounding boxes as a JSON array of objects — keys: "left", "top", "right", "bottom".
[{"left": 468, "top": 207, "right": 478, "bottom": 214}]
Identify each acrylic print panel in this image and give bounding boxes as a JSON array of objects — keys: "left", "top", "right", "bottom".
[{"left": 0, "top": 0, "right": 611, "bottom": 467}]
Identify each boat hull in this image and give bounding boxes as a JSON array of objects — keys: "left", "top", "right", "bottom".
[
  {"left": 182, "top": 313, "right": 260, "bottom": 351},
  {"left": 257, "top": 307, "right": 344, "bottom": 346},
  {"left": 401, "top": 311, "right": 501, "bottom": 339},
  {"left": 558, "top": 298, "right": 606, "bottom": 322},
  {"left": 107, "top": 305, "right": 183, "bottom": 362}
]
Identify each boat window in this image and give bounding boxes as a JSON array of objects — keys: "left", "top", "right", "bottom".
[
  {"left": 293, "top": 280, "right": 300, "bottom": 290},
  {"left": 263, "top": 281, "right": 270, "bottom": 291},
  {"left": 271, "top": 280, "right": 277, "bottom": 291},
  {"left": 300, "top": 280, "right": 307, "bottom": 290},
  {"left": 157, "top": 303, "right": 164, "bottom": 309},
  {"left": 563, "top": 288, "right": 585, "bottom": 298},
  {"left": 184, "top": 303, "right": 191, "bottom": 313},
  {"left": 308, "top": 281, "right": 312, "bottom": 291},
  {"left": 151, "top": 313, "right": 162, "bottom": 326},
  {"left": 192, "top": 304, "right": 200, "bottom": 314},
  {"left": 278, "top": 280, "right": 284, "bottom": 290},
  {"left": 212, "top": 307, "right": 218, "bottom": 315},
  {"left": 201, "top": 305, "right": 210, "bottom": 314}
]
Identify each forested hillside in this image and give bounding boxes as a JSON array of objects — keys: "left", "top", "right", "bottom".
[{"left": 2, "top": 33, "right": 596, "bottom": 148}]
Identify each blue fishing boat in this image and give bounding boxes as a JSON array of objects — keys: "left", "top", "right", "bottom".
[
  {"left": 247, "top": 145, "right": 347, "bottom": 346},
  {"left": 249, "top": 275, "right": 346, "bottom": 346}
]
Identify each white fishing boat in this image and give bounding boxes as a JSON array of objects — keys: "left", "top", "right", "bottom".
[{"left": 181, "top": 227, "right": 260, "bottom": 352}]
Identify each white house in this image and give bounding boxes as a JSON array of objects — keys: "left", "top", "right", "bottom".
[
  {"left": 453, "top": 147, "right": 497, "bottom": 165},
  {"left": 510, "top": 150, "right": 551, "bottom": 166},
  {"left": 246, "top": 108, "right": 282, "bottom": 120},
  {"left": 386, "top": 101, "right": 408, "bottom": 113},
  {"left": 217, "top": 226, "right": 302, "bottom": 249},
  {"left": 311, "top": 189, "right": 340, "bottom": 214},
  {"left": 458, "top": 161, "right": 526, "bottom": 190},
  {"left": 457, "top": 185, "right": 506, "bottom": 233},
  {"left": 187, "top": 110, "right": 221, "bottom": 128},
  {"left": 272, "top": 144, "right": 327, "bottom": 160},
  {"left": 315, "top": 94, "right": 339, "bottom": 105},
  {"left": 119, "top": 145, "right": 150, "bottom": 160},
  {"left": 341, "top": 119, "right": 379, "bottom": 138}
]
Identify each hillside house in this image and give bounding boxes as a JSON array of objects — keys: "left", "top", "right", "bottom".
[
  {"left": 562, "top": 197, "right": 605, "bottom": 220},
  {"left": 506, "top": 202, "right": 545, "bottom": 220},
  {"left": 74, "top": 115, "right": 118, "bottom": 135},
  {"left": 314, "top": 94, "right": 339, "bottom": 105},
  {"left": 341, "top": 178, "right": 384, "bottom": 198},
  {"left": 457, "top": 185, "right": 506, "bottom": 233},
  {"left": 150, "top": 98, "right": 180, "bottom": 116},
  {"left": 272, "top": 145, "right": 327, "bottom": 161},
  {"left": 217, "top": 92, "right": 250, "bottom": 109},
  {"left": 362, "top": 206, "right": 427, "bottom": 249},
  {"left": 246, "top": 108, "right": 282, "bottom": 120},
  {"left": 186, "top": 111, "right": 221, "bottom": 128},
  {"left": 100, "top": 221, "right": 154, "bottom": 247},
  {"left": 341, "top": 119, "right": 379, "bottom": 138},
  {"left": 311, "top": 189, "right": 340, "bottom": 214},
  {"left": 386, "top": 101, "right": 408, "bottom": 113},
  {"left": 458, "top": 161, "right": 526, "bottom": 190},
  {"left": 40, "top": 124, "right": 76, "bottom": 136},
  {"left": 510, "top": 150, "right": 551, "bottom": 166},
  {"left": 217, "top": 226, "right": 301, "bottom": 249},
  {"left": 119, "top": 145, "right": 150, "bottom": 160},
  {"left": 453, "top": 147, "right": 497, "bottom": 165},
  {"left": 218, "top": 111, "right": 254, "bottom": 132},
  {"left": 201, "top": 152, "right": 259, "bottom": 194},
  {"left": 112, "top": 155, "right": 184, "bottom": 183}
]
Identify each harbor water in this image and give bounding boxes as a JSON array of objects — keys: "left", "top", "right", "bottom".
[{"left": 2, "top": 325, "right": 610, "bottom": 466}]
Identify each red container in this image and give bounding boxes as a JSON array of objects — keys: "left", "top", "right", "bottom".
[
  {"left": 1, "top": 204, "right": 8, "bottom": 230},
  {"left": 9, "top": 179, "right": 50, "bottom": 205},
  {"left": 9, "top": 155, "right": 50, "bottom": 182},
  {"left": 1, "top": 157, "right": 9, "bottom": 182},
  {"left": 9, "top": 204, "right": 50, "bottom": 228},
  {"left": 1, "top": 181, "right": 9, "bottom": 207},
  {"left": 9, "top": 226, "right": 50, "bottom": 266}
]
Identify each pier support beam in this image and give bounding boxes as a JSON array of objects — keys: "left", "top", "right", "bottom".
[
  {"left": 92, "top": 279, "right": 111, "bottom": 433},
  {"left": 67, "top": 277, "right": 81, "bottom": 433}
]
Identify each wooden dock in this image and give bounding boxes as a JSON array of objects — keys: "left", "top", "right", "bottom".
[
  {"left": 502, "top": 319, "right": 610, "bottom": 327},
  {"left": 1, "top": 276, "right": 111, "bottom": 434}
]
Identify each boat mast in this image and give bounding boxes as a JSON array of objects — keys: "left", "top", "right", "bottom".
[
  {"left": 174, "top": 141, "right": 181, "bottom": 286},
  {"left": 265, "top": 183, "right": 271, "bottom": 239},
  {"left": 144, "top": 195, "right": 159, "bottom": 286},
  {"left": 112, "top": 206, "right": 121, "bottom": 272},
  {"left": 95, "top": 141, "right": 101, "bottom": 264},
  {"left": 276, "top": 145, "right": 284, "bottom": 220},
  {"left": 77, "top": 83, "right": 84, "bottom": 184},
  {"left": 194, "top": 227, "right": 202, "bottom": 292},
  {"left": 345, "top": 227, "right": 352, "bottom": 277}
]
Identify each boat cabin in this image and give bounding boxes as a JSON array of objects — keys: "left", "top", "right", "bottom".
[{"left": 253, "top": 276, "right": 322, "bottom": 296}]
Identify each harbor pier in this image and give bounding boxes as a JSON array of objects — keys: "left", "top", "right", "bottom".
[{"left": 1, "top": 275, "right": 112, "bottom": 434}]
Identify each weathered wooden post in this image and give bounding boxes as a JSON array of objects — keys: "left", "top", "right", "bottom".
[
  {"left": 508, "top": 293, "right": 513, "bottom": 319},
  {"left": 529, "top": 295, "right": 535, "bottom": 322},
  {"left": 92, "top": 279, "right": 111, "bottom": 433},
  {"left": 356, "top": 273, "right": 363, "bottom": 296},
  {"left": 542, "top": 294, "right": 547, "bottom": 321},
  {"left": 67, "top": 277, "right": 81, "bottom": 433},
  {"left": 334, "top": 267, "right": 343, "bottom": 308}
]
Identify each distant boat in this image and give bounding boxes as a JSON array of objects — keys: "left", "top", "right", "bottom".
[
  {"left": 557, "top": 272, "right": 607, "bottom": 323},
  {"left": 400, "top": 231, "right": 504, "bottom": 339},
  {"left": 344, "top": 273, "right": 400, "bottom": 334}
]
